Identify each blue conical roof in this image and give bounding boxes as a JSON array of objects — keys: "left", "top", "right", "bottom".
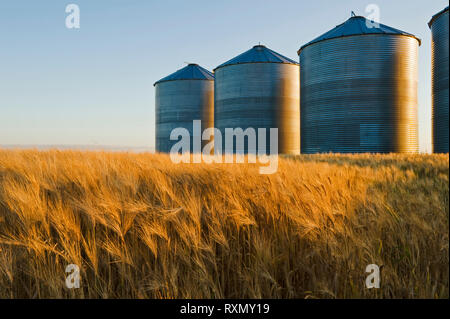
[
  {"left": 428, "top": 6, "right": 449, "bottom": 28},
  {"left": 214, "top": 45, "right": 298, "bottom": 71},
  {"left": 154, "top": 64, "right": 214, "bottom": 86},
  {"left": 299, "top": 15, "right": 421, "bottom": 53}
]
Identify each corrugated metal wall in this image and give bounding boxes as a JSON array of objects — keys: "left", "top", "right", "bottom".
[
  {"left": 430, "top": 8, "right": 449, "bottom": 153},
  {"left": 155, "top": 79, "right": 214, "bottom": 153},
  {"left": 299, "top": 34, "right": 419, "bottom": 154},
  {"left": 214, "top": 62, "right": 300, "bottom": 155}
]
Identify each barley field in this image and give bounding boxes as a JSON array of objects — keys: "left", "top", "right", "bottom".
[{"left": 0, "top": 149, "right": 448, "bottom": 298}]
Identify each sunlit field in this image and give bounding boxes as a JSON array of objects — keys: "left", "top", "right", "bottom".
[{"left": 0, "top": 149, "right": 448, "bottom": 298}]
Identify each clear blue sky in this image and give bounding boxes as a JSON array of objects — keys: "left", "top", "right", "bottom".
[{"left": 0, "top": 0, "right": 447, "bottom": 152}]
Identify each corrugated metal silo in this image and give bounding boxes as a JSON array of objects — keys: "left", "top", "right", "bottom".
[
  {"left": 214, "top": 45, "right": 300, "bottom": 155},
  {"left": 298, "top": 15, "right": 420, "bottom": 154},
  {"left": 154, "top": 64, "right": 214, "bottom": 153},
  {"left": 429, "top": 6, "right": 449, "bottom": 153}
]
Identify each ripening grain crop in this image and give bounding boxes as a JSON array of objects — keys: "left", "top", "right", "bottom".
[{"left": 0, "top": 149, "right": 448, "bottom": 298}]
